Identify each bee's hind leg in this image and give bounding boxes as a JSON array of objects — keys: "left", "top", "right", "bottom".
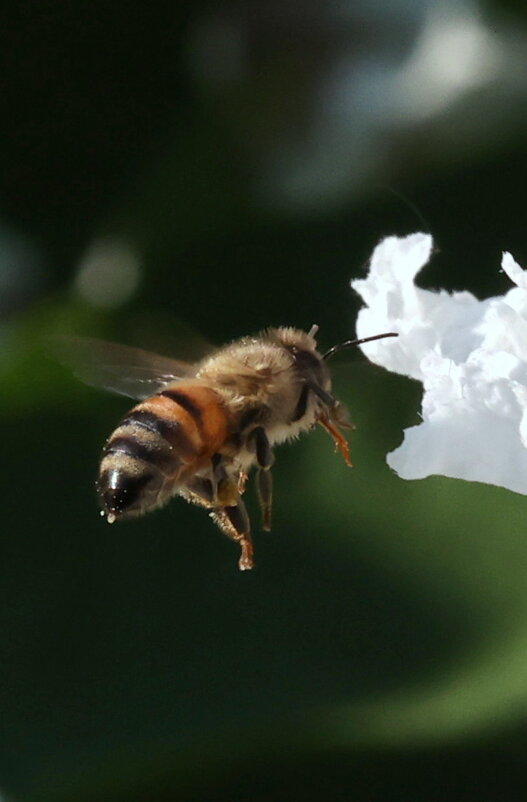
[
  {"left": 212, "top": 498, "right": 254, "bottom": 571},
  {"left": 225, "top": 499, "right": 254, "bottom": 571},
  {"left": 182, "top": 456, "right": 255, "bottom": 570},
  {"left": 203, "top": 456, "right": 253, "bottom": 570}
]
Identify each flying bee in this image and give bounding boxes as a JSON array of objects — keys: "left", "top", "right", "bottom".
[{"left": 56, "top": 326, "right": 397, "bottom": 570}]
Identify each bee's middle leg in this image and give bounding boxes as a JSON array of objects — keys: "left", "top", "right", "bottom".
[
  {"left": 256, "top": 468, "right": 273, "bottom": 531},
  {"left": 249, "top": 426, "right": 274, "bottom": 531}
]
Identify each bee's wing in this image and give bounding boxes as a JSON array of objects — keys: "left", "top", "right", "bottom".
[{"left": 52, "top": 336, "right": 198, "bottom": 399}]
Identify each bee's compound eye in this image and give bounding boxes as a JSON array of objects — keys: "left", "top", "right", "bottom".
[{"left": 98, "top": 469, "right": 155, "bottom": 517}]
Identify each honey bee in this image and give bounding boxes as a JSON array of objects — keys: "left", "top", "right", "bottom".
[{"left": 57, "top": 326, "right": 396, "bottom": 570}]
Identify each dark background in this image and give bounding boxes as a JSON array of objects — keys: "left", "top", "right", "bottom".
[{"left": 2, "top": 2, "right": 527, "bottom": 799}]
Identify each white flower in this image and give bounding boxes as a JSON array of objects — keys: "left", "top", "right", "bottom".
[{"left": 352, "top": 232, "right": 527, "bottom": 495}]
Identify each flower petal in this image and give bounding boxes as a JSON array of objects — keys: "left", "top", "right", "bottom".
[{"left": 352, "top": 233, "right": 527, "bottom": 495}]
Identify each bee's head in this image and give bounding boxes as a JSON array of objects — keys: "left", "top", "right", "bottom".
[
  {"left": 272, "top": 325, "right": 330, "bottom": 389},
  {"left": 271, "top": 325, "right": 398, "bottom": 380},
  {"left": 270, "top": 325, "right": 398, "bottom": 412}
]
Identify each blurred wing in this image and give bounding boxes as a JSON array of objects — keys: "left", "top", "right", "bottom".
[{"left": 52, "top": 336, "right": 197, "bottom": 399}]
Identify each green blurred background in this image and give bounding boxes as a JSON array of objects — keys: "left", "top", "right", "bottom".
[{"left": 3, "top": 1, "right": 527, "bottom": 799}]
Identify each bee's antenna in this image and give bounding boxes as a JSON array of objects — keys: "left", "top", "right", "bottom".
[{"left": 322, "top": 332, "right": 398, "bottom": 361}]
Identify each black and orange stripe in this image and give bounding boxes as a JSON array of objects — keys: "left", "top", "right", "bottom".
[{"left": 98, "top": 382, "right": 230, "bottom": 519}]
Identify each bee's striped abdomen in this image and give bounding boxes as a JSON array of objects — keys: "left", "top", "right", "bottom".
[{"left": 98, "top": 382, "right": 230, "bottom": 521}]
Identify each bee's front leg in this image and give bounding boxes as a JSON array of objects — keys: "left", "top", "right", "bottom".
[{"left": 317, "top": 412, "right": 353, "bottom": 467}]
